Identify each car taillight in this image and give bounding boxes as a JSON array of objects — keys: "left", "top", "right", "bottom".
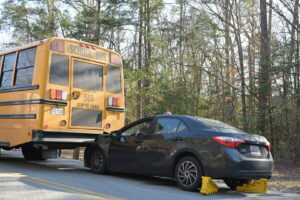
[
  {"left": 50, "top": 89, "right": 67, "bottom": 100},
  {"left": 108, "top": 96, "right": 122, "bottom": 107},
  {"left": 265, "top": 141, "right": 270, "bottom": 151},
  {"left": 212, "top": 136, "right": 245, "bottom": 149}
]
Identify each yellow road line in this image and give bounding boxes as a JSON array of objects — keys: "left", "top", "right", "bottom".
[
  {"left": 0, "top": 168, "right": 125, "bottom": 200},
  {"left": 25, "top": 176, "right": 125, "bottom": 200},
  {"left": 20, "top": 177, "right": 109, "bottom": 200}
]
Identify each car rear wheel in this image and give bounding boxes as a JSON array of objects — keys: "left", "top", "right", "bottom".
[
  {"left": 224, "top": 179, "right": 251, "bottom": 190},
  {"left": 175, "top": 156, "right": 202, "bottom": 191},
  {"left": 90, "top": 148, "right": 107, "bottom": 174}
]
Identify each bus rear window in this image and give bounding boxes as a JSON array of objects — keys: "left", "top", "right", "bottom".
[
  {"left": 107, "top": 66, "right": 121, "bottom": 93},
  {"left": 73, "top": 61, "right": 103, "bottom": 91},
  {"left": 50, "top": 54, "right": 69, "bottom": 86}
]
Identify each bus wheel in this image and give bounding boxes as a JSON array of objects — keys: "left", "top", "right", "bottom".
[{"left": 21, "top": 144, "right": 45, "bottom": 160}]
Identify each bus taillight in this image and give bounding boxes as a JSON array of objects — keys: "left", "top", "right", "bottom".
[
  {"left": 50, "top": 89, "right": 67, "bottom": 100},
  {"left": 108, "top": 96, "right": 122, "bottom": 107},
  {"left": 50, "top": 40, "right": 65, "bottom": 53},
  {"left": 110, "top": 53, "right": 122, "bottom": 65}
]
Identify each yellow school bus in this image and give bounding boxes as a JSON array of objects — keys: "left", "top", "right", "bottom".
[{"left": 0, "top": 37, "right": 125, "bottom": 160}]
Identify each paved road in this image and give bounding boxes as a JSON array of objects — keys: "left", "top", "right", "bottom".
[{"left": 0, "top": 150, "right": 299, "bottom": 200}]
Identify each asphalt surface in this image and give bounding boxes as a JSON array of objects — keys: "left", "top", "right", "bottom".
[{"left": 0, "top": 150, "right": 299, "bottom": 200}]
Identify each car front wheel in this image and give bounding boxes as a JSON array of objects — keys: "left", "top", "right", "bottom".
[
  {"left": 90, "top": 148, "right": 107, "bottom": 174},
  {"left": 175, "top": 156, "right": 203, "bottom": 191}
]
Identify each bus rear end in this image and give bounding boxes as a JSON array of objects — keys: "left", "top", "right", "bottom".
[{"left": 1, "top": 38, "right": 125, "bottom": 160}]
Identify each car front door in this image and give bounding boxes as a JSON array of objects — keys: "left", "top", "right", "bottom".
[
  {"left": 140, "top": 117, "right": 189, "bottom": 176},
  {"left": 108, "top": 118, "right": 154, "bottom": 172}
]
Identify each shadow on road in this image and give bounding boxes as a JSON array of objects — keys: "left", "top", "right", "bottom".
[{"left": 0, "top": 151, "right": 271, "bottom": 199}]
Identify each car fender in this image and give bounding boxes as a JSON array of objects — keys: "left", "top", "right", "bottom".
[
  {"left": 84, "top": 135, "right": 111, "bottom": 168},
  {"left": 172, "top": 148, "right": 207, "bottom": 175}
]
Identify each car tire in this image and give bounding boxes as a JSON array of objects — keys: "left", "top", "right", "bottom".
[
  {"left": 90, "top": 148, "right": 107, "bottom": 174},
  {"left": 21, "top": 144, "right": 45, "bottom": 160},
  {"left": 175, "top": 156, "right": 203, "bottom": 191},
  {"left": 224, "top": 179, "right": 251, "bottom": 190}
]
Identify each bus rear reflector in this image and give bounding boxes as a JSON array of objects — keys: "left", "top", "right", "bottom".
[
  {"left": 61, "top": 120, "right": 67, "bottom": 126},
  {"left": 50, "top": 40, "right": 65, "bottom": 53},
  {"left": 105, "top": 123, "right": 111, "bottom": 129},
  {"left": 79, "top": 43, "right": 97, "bottom": 50}
]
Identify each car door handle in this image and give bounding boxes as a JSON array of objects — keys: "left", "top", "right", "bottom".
[{"left": 172, "top": 137, "right": 183, "bottom": 142}]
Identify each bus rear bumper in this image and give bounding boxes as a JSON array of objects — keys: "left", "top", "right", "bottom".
[{"left": 32, "top": 130, "right": 100, "bottom": 148}]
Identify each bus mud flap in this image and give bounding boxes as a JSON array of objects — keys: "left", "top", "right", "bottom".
[
  {"left": 236, "top": 179, "right": 268, "bottom": 194},
  {"left": 200, "top": 176, "right": 219, "bottom": 195}
]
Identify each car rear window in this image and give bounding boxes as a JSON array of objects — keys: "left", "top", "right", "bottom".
[
  {"left": 154, "top": 118, "right": 187, "bottom": 135},
  {"left": 194, "top": 117, "right": 246, "bottom": 134}
]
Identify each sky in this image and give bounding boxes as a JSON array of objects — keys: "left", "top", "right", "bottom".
[{"left": 0, "top": 0, "right": 11, "bottom": 48}]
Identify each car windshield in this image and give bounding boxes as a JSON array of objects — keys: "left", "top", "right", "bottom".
[{"left": 193, "top": 117, "right": 246, "bottom": 134}]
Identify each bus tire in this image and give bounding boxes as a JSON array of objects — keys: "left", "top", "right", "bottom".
[{"left": 21, "top": 144, "right": 45, "bottom": 160}]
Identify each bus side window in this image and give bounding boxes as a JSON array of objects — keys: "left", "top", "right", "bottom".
[
  {"left": 49, "top": 54, "right": 69, "bottom": 86},
  {"left": 0, "top": 56, "right": 2, "bottom": 72},
  {"left": 15, "top": 47, "right": 36, "bottom": 86},
  {"left": 0, "top": 53, "right": 16, "bottom": 88}
]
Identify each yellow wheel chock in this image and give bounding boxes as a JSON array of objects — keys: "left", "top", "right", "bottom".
[
  {"left": 236, "top": 179, "right": 268, "bottom": 194},
  {"left": 200, "top": 176, "right": 219, "bottom": 195}
]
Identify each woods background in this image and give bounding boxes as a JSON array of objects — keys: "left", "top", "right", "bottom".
[{"left": 0, "top": 0, "right": 299, "bottom": 161}]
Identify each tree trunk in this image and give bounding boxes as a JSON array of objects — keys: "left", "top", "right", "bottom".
[
  {"left": 137, "top": 0, "right": 144, "bottom": 119},
  {"left": 258, "top": 0, "right": 271, "bottom": 134}
]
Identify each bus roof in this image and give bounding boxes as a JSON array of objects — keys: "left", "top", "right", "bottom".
[{"left": 0, "top": 37, "right": 121, "bottom": 57}]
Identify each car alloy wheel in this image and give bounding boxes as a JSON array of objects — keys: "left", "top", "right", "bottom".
[
  {"left": 175, "top": 156, "right": 202, "bottom": 191},
  {"left": 178, "top": 161, "right": 198, "bottom": 186},
  {"left": 91, "top": 148, "right": 107, "bottom": 174}
]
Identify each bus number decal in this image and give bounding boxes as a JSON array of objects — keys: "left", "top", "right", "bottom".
[{"left": 84, "top": 94, "right": 94, "bottom": 102}]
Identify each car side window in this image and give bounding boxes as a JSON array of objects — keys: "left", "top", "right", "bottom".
[
  {"left": 121, "top": 120, "right": 153, "bottom": 136},
  {"left": 154, "top": 118, "right": 183, "bottom": 135},
  {"left": 176, "top": 121, "right": 188, "bottom": 133}
]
